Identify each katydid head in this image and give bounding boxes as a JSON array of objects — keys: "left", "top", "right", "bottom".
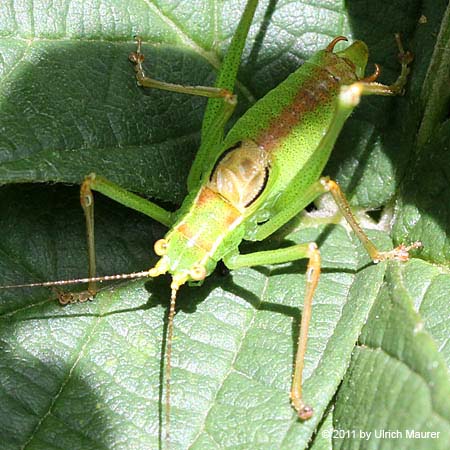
[{"left": 149, "top": 236, "right": 216, "bottom": 291}]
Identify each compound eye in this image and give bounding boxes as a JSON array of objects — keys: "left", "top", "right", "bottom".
[
  {"left": 154, "top": 239, "right": 168, "bottom": 256},
  {"left": 190, "top": 264, "right": 207, "bottom": 281}
]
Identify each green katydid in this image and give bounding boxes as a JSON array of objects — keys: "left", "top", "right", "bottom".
[{"left": 0, "top": 0, "right": 421, "bottom": 447}]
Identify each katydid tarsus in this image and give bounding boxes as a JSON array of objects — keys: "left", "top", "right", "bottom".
[{"left": 0, "top": 0, "right": 421, "bottom": 447}]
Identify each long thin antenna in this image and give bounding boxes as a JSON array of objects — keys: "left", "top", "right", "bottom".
[
  {"left": 0, "top": 270, "right": 152, "bottom": 290},
  {"left": 165, "top": 286, "right": 178, "bottom": 448}
]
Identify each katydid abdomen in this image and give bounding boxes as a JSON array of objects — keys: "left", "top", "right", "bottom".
[{"left": 151, "top": 38, "right": 369, "bottom": 290}]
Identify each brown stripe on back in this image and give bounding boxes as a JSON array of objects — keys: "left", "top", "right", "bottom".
[{"left": 257, "top": 65, "right": 340, "bottom": 151}]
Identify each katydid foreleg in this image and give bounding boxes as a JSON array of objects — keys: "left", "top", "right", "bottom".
[
  {"left": 228, "top": 172, "right": 419, "bottom": 422},
  {"left": 103, "top": 3, "right": 259, "bottom": 444},
  {"left": 56, "top": 173, "right": 176, "bottom": 303}
]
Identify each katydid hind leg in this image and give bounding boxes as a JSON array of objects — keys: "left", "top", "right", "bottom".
[
  {"left": 127, "top": 37, "right": 237, "bottom": 193},
  {"left": 128, "top": 2, "right": 261, "bottom": 446},
  {"left": 224, "top": 242, "right": 321, "bottom": 419},
  {"left": 127, "top": 35, "right": 237, "bottom": 191},
  {"left": 188, "top": 0, "right": 260, "bottom": 188},
  {"left": 128, "top": 2, "right": 260, "bottom": 190},
  {"left": 129, "top": 37, "right": 236, "bottom": 102}
]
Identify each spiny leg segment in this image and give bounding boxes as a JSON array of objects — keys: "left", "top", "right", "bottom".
[
  {"left": 320, "top": 177, "right": 422, "bottom": 262},
  {"left": 129, "top": 37, "right": 236, "bottom": 103},
  {"left": 57, "top": 173, "right": 175, "bottom": 303},
  {"left": 351, "top": 33, "right": 414, "bottom": 97}
]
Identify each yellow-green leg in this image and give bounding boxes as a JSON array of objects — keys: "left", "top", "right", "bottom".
[
  {"left": 240, "top": 176, "right": 420, "bottom": 417},
  {"left": 357, "top": 33, "right": 413, "bottom": 96},
  {"left": 61, "top": 173, "right": 175, "bottom": 304},
  {"left": 128, "top": 37, "right": 239, "bottom": 190},
  {"left": 129, "top": 37, "right": 236, "bottom": 103},
  {"left": 253, "top": 176, "right": 421, "bottom": 262},
  {"left": 224, "top": 242, "right": 321, "bottom": 419},
  {"left": 320, "top": 177, "right": 422, "bottom": 262}
]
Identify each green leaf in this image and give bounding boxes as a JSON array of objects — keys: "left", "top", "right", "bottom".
[
  {"left": 0, "top": 187, "right": 390, "bottom": 449},
  {"left": 392, "top": 2, "right": 450, "bottom": 264},
  {"left": 393, "top": 120, "right": 450, "bottom": 264},
  {"left": 333, "top": 262, "right": 450, "bottom": 450},
  {"left": 310, "top": 411, "right": 333, "bottom": 450},
  {"left": 0, "top": 1, "right": 449, "bottom": 450}
]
